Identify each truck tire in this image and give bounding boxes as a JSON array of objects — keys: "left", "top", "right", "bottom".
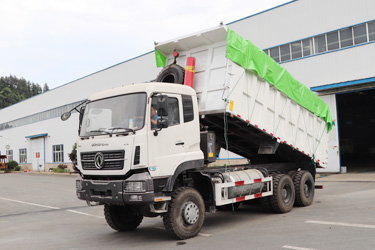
[
  {"left": 270, "top": 174, "right": 295, "bottom": 213},
  {"left": 155, "top": 64, "right": 185, "bottom": 84},
  {"left": 288, "top": 171, "right": 298, "bottom": 180},
  {"left": 104, "top": 204, "right": 143, "bottom": 231},
  {"left": 259, "top": 173, "right": 277, "bottom": 213},
  {"left": 163, "top": 187, "right": 205, "bottom": 239},
  {"left": 293, "top": 170, "right": 315, "bottom": 207}
]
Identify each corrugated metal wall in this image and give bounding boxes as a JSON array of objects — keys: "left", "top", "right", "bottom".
[{"left": 229, "top": 0, "right": 375, "bottom": 88}]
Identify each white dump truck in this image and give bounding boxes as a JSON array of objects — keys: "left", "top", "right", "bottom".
[{"left": 61, "top": 25, "right": 332, "bottom": 239}]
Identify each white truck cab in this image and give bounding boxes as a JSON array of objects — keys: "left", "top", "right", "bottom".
[
  {"left": 75, "top": 83, "right": 206, "bottom": 205},
  {"left": 77, "top": 83, "right": 202, "bottom": 178}
]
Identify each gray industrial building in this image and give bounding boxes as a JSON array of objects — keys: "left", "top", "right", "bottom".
[{"left": 0, "top": 0, "right": 374, "bottom": 173}]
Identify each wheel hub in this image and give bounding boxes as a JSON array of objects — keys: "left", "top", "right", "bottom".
[
  {"left": 183, "top": 202, "right": 199, "bottom": 225},
  {"left": 282, "top": 188, "right": 288, "bottom": 199},
  {"left": 304, "top": 184, "right": 309, "bottom": 195},
  {"left": 282, "top": 186, "right": 291, "bottom": 203}
]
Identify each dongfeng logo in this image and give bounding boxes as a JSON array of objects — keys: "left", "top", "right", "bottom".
[
  {"left": 92, "top": 143, "right": 109, "bottom": 147},
  {"left": 94, "top": 152, "right": 105, "bottom": 169}
]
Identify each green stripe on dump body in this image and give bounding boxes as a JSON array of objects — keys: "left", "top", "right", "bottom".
[
  {"left": 226, "top": 28, "right": 332, "bottom": 132},
  {"left": 155, "top": 49, "right": 166, "bottom": 68}
]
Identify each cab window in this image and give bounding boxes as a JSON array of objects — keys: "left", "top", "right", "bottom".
[{"left": 151, "top": 96, "right": 180, "bottom": 127}]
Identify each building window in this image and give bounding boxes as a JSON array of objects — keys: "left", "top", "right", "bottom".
[
  {"left": 0, "top": 99, "right": 86, "bottom": 132},
  {"left": 53, "top": 145, "right": 64, "bottom": 162},
  {"left": 264, "top": 20, "right": 374, "bottom": 64},
  {"left": 327, "top": 31, "right": 340, "bottom": 51},
  {"left": 6, "top": 150, "right": 13, "bottom": 162},
  {"left": 291, "top": 41, "right": 302, "bottom": 59},
  {"left": 19, "top": 148, "right": 27, "bottom": 163},
  {"left": 269, "top": 47, "right": 280, "bottom": 62},
  {"left": 368, "top": 21, "right": 375, "bottom": 41},
  {"left": 314, "top": 34, "right": 327, "bottom": 53},
  {"left": 340, "top": 27, "right": 354, "bottom": 48},
  {"left": 353, "top": 23, "right": 367, "bottom": 45},
  {"left": 280, "top": 44, "right": 291, "bottom": 61},
  {"left": 302, "top": 38, "right": 312, "bottom": 56}
]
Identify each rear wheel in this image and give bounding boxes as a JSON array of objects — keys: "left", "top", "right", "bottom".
[
  {"left": 104, "top": 204, "right": 143, "bottom": 231},
  {"left": 294, "top": 170, "right": 315, "bottom": 207},
  {"left": 163, "top": 187, "right": 205, "bottom": 239},
  {"left": 259, "top": 173, "right": 277, "bottom": 213},
  {"left": 270, "top": 174, "right": 295, "bottom": 213},
  {"left": 288, "top": 170, "right": 298, "bottom": 180}
]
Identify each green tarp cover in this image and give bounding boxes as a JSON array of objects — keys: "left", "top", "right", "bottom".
[
  {"left": 226, "top": 29, "right": 332, "bottom": 132},
  {"left": 155, "top": 49, "right": 166, "bottom": 68}
]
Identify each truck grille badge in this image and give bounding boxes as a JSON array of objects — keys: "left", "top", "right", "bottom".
[{"left": 94, "top": 152, "right": 105, "bottom": 169}]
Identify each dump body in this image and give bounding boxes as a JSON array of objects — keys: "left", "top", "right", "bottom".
[{"left": 155, "top": 25, "right": 329, "bottom": 167}]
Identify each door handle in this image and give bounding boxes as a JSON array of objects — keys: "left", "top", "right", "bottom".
[{"left": 175, "top": 141, "right": 185, "bottom": 146}]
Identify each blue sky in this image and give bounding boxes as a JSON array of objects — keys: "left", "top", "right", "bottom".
[{"left": 0, "top": 0, "right": 290, "bottom": 89}]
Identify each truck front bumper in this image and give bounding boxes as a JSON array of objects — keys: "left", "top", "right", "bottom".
[{"left": 76, "top": 174, "right": 155, "bottom": 205}]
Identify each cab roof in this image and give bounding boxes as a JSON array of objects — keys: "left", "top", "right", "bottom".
[{"left": 89, "top": 82, "right": 196, "bottom": 101}]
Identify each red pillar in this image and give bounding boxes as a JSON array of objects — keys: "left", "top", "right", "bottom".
[{"left": 184, "top": 57, "right": 195, "bottom": 88}]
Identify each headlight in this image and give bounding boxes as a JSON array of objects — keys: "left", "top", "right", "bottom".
[{"left": 125, "top": 181, "right": 146, "bottom": 192}]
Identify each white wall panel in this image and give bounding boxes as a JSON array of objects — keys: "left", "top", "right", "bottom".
[
  {"left": 0, "top": 113, "right": 79, "bottom": 165},
  {"left": 229, "top": 0, "right": 375, "bottom": 49},
  {"left": 281, "top": 43, "right": 375, "bottom": 88}
]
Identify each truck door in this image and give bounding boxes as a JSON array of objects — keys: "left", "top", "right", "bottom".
[{"left": 148, "top": 95, "right": 185, "bottom": 177}]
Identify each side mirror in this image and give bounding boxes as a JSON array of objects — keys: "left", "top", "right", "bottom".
[
  {"left": 157, "top": 117, "right": 168, "bottom": 129},
  {"left": 78, "top": 106, "right": 85, "bottom": 135},
  {"left": 61, "top": 112, "right": 71, "bottom": 121},
  {"left": 157, "top": 95, "right": 168, "bottom": 116}
]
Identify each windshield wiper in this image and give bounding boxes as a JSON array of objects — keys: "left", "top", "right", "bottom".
[
  {"left": 88, "top": 127, "right": 135, "bottom": 137},
  {"left": 89, "top": 128, "right": 113, "bottom": 135},
  {"left": 107, "top": 127, "right": 135, "bottom": 134}
]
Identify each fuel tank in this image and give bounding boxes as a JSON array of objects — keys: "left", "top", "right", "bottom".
[{"left": 222, "top": 169, "right": 265, "bottom": 199}]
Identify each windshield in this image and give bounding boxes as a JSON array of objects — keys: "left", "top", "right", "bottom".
[{"left": 80, "top": 93, "right": 147, "bottom": 137}]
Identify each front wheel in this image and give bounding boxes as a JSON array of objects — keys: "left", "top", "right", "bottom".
[
  {"left": 104, "top": 204, "right": 143, "bottom": 231},
  {"left": 163, "top": 187, "right": 205, "bottom": 239}
]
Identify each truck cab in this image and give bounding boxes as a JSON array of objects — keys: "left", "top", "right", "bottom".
[{"left": 75, "top": 82, "right": 204, "bottom": 205}]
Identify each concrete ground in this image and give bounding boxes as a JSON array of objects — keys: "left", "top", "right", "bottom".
[
  {"left": 318, "top": 162, "right": 375, "bottom": 182},
  {"left": 318, "top": 172, "right": 375, "bottom": 182},
  {"left": 1, "top": 170, "right": 375, "bottom": 249}
]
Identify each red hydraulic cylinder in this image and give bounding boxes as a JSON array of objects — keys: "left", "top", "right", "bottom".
[{"left": 184, "top": 57, "right": 195, "bottom": 88}]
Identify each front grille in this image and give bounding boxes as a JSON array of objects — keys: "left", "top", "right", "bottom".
[{"left": 81, "top": 150, "right": 125, "bottom": 170}]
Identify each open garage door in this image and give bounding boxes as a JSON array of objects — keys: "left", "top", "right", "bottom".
[{"left": 337, "top": 88, "right": 375, "bottom": 172}]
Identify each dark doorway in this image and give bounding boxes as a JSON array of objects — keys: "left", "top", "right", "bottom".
[{"left": 337, "top": 88, "right": 375, "bottom": 172}]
